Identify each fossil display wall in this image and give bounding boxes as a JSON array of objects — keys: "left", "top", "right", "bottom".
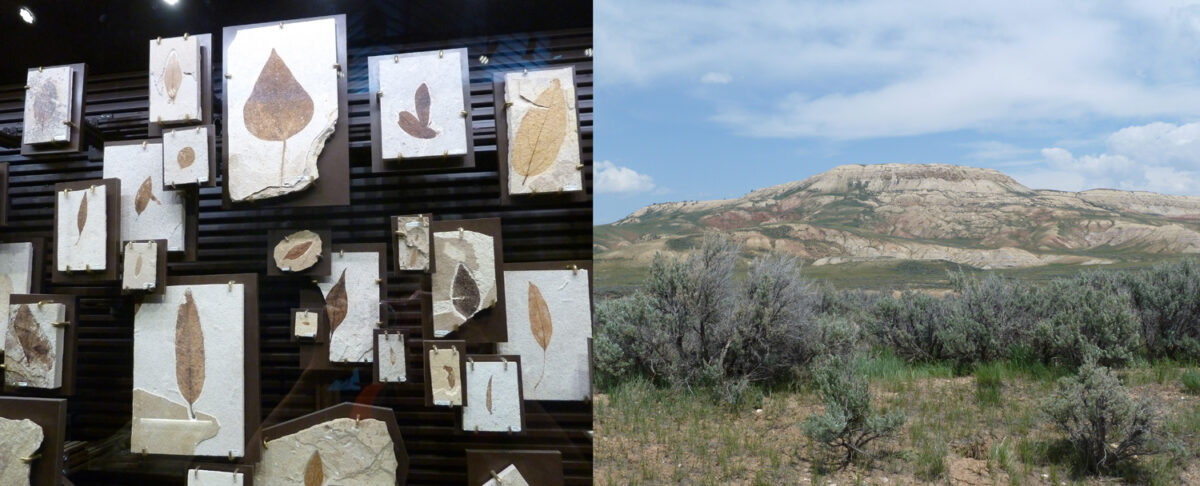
[{"left": 0, "top": 27, "right": 591, "bottom": 486}]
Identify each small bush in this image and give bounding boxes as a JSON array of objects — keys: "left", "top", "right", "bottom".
[
  {"left": 1121, "top": 260, "right": 1200, "bottom": 361},
  {"left": 1040, "top": 361, "right": 1160, "bottom": 473},
  {"left": 1182, "top": 369, "right": 1200, "bottom": 395},
  {"left": 802, "top": 354, "right": 906, "bottom": 468},
  {"left": 1033, "top": 279, "right": 1142, "bottom": 368},
  {"left": 864, "top": 291, "right": 953, "bottom": 362}
]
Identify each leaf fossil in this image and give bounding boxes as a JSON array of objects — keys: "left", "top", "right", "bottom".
[
  {"left": 282, "top": 241, "right": 314, "bottom": 261},
  {"left": 398, "top": 83, "right": 437, "bottom": 139},
  {"left": 485, "top": 375, "right": 493, "bottom": 415},
  {"left": 32, "top": 78, "right": 57, "bottom": 127},
  {"left": 177, "top": 146, "right": 196, "bottom": 169},
  {"left": 304, "top": 450, "right": 324, "bottom": 486},
  {"left": 12, "top": 304, "right": 53, "bottom": 366},
  {"left": 75, "top": 192, "right": 87, "bottom": 245},
  {"left": 450, "top": 263, "right": 481, "bottom": 320},
  {"left": 511, "top": 78, "right": 568, "bottom": 185},
  {"left": 243, "top": 48, "right": 315, "bottom": 184},
  {"left": 135, "top": 176, "right": 162, "bottom": 215},
  {"left": 163, "top": 49, "right": 183, "bottom": 102},
  {"left": 324, "top": 269, "right": 348, "bottom": 333},
  {"left": 443, "top": 365, "right": 456, "bottom": 389},
  {"left": 175, "top": 289, "right": 205, "bottom": 420},
  {"left": 528, "top": 281, "right": 553, "bottom": 389}
]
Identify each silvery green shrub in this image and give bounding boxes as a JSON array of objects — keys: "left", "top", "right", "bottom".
[
  {"left": 1040, "top": 362, "right": 1159, "bottom": 473},
  {"left": 803, "top": 354, "right": 905, "bottom": 468}
]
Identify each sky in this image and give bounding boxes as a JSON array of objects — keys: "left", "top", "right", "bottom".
[{"left": 593, "top": 1, "right": 1200, "bottom": 224}]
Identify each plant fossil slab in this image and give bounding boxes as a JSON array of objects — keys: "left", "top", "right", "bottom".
[
  {"left": 394, "top": 215, "right": 429, "bottom": 271},
  {"left": 56, "top": 185, "right": 107, "bottom": 272},
  {"left": 0, "top": 417, "right": 42, "bottom": 486},
  {"left": 377, "top": 333, "right": 406, "bottom": 382},
  {"left": 255, "top": 418, "right": 397, "bottom": 486},
  {"left": 273, "top": 230, "right": 322, "bottom": 272},
  {"left": 499, "top": 269, "right": 593, "bottom": 401},
  {"left": 163, "top": 125, "right": 211, "bottom": 186},
  {"left": 0, "top": 242, "right": 35, "bottom": 350},
  {"left": 462, "top": 360, "right": 522, "bottom": 432},
  {"left": 3, "top": 302, "right": 66, "bottom": 389},
  {"left": 22, "top": 66, "right": 72, "bottom": 145},
  {"left": 378, "top": 49, "right": 468, "bottom": 159},
  {"left": 294, "top": 310, "right": 318, "bottom": 339},
  {"left": 428, "top": 346, "right": 462, "bottom": 406},
  {"left": 103, "top": 142, "right": 187, "bottom": 251},
  {"left": 149, "top": 34, "right": 202, "bottom": 124},
  {"left": 132, "top": 283, "right": 245, "bottom": 457},
  {"left": 122, "top": 241, "right": 158, "bottom": 291},
  {"left": 317, "top": 251, "right": 380, "bottom": 363},
  {"left": 186, "top": 469, "right": 245, "bottom": 486},
  {"left": 483, "top": 465, "right": 531, "bottom": 486},
  {"left": 504, "top": 67, "right": 581, "bottom": 195},
  {"left": 226, "top": 18, "right": 338, "bottom": 202},
  {"left": 432, "top": 230, "right": 497, "bottom": 336}
]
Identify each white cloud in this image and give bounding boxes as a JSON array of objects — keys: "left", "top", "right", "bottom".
[
  {"left": 595, "top": 161, "right": 657, "bottom": 194},
  {"left": 700, "top": 72, "right": 732, "bottom": 84}
]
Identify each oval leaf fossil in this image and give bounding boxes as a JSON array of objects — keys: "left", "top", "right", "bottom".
[
  {"left": 175, "top": 288, "right": 205, "bottom": 420},
  {"left": 450, "top": 263, "right": 481, "bottom": 320},
  {"left": 324, "top": 269, "right": 348, "bottom": 333},
  {"left": 135, "top": 176, "right": 162, "bottom": 216},
  {"left": 164, "top": 49, "right": 183, "bottom": 102},
  {"left": 12, "top": 304, "right": 53, "bottom": 366},
  {"left": 32, "top": 78, "right": 58, "bottom": 126},
  {"left": 244, "top": 48, "right": 315, "bottom": 184},
  {"left": 177, "top": 146, "right": 196, "bottom": 169},
  {"left": 304, "top": 450, "right": 324, "bottom": 486},
  {"left": 398, "top": 83, "right": 437, "bottom": 139},
  {"left": 528, "top": 281, "right": 553, "bottom": 389},
  {"left": 134, "top": 254, "right": 143, "bottom": 277},
  {"left": 283, "top": 241, "right": 314, "bottom": 261},
  {"left": 511, "top": 78, "right": 568, "bottom": 185}
]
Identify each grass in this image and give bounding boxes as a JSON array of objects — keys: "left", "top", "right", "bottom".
[{"left": 1183, "top": 369, "right": 1200, "bottom": 395}]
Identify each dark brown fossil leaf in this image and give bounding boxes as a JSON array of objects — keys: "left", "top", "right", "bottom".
[
  {"left": 398, "top": 83, "right": 437, "bottom": 139},
  {"left": 12, "top": 304, "right": 53, "bottom": 366},
  {"left": 177, "top": 146, "right": 196, "bottom": 169},
  {"left": 135, "top": 176, "right": 162, "bottom": 216},
  {"left": 176, "top": 289, "right": 205, "bottom": 420},
  {"left": 283, "top": 241, "right": 314, "bottom": 262},
  {"left": 244, "top": 48, "right": 314, "bottom": 183},
  {"left": 529, "top": 281, "right": 553, "bottom": 389},
  {"left": 451, "top": 264, "right": 480, "bottom": 319},
  {"left": 32, "top": 78, "right": 57, "bottom": 126},
  {"left": 75, "top": 192, "right": 87, "bottom": 245},
  {"left": 512, "top": 78, "right": 568, "bottom": 184},
  {"left": 304, "top": 450, "right": 324, "bottom": 486},
  {"left": 443, "top": 365, "right": 456, "bottom": 389},
  {"left": 164, "top": 49, "right": 183, "bottom": 102},
  {"left": 485, "top": 375, "right": 494, "bottom": 415},
  {"left": 325, "top": 269, "right": 348, "bottom": 333}
]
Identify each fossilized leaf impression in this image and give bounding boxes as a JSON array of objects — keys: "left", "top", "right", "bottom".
[
  {"left": 122, "top": 241, "right": 159, "bottom": 291},
  {"left": 227, "top": 18, "right": 338, "bottom": 202},
  {"left": 378, "top": 49, "right": 469, "bottom": 159},
  {"left": 317, "top": 251, "right": 381, "bottom": 363},
  {"left": 432, "top": 230, "right": 497, "bottom": 336},
  {"left": 462, "top": 361, "right": 521, "bottom": 432},
  {"left": 273, "top": 230, "right": 322, "bottom": 272},
  {"left": 149, "top": 35, "right": 202, "bottom": 124},
  {"left": 428, "top": 346, "right": 462, "bottom": 406},
  {"left": 256, "top": 418, "right": 398, "bottom": 486},
  {"left": 394, "top": 215, "right": 429, "bottom": 271},
  {"left": 377, "top": 333, "right": 406, "bottom": 382},
  {"left": 499, "top": 269, "right": 594, "bottom": 401},
  {"left": 0, "top": 242, "right": 35, "bottom": 350},
  {"left": 0, "top": 417, "right": 43, "bottom": 486},
  {"left": 22, "top": 65, "right": 72, "bottom": 145},
  {"left": 176, "top": 289, "right": 205, "bottom": 420},
  {"left": 294, "top": 311, "right": 318, "bottom": 339},
  {"left": 56, "top": 186, "right": 106, "bottom": 272},
  {"left": 4, "top": 302, "right": 66, "bottom": 389},
  {"left": 103, "top": 141, "right": 187, "bottom": 251},
  {"left": 505, "top": 67, "right": 581, "bottom": 195},
  {"left": 163, "top": 125, "right": 212, "bottom": 187}
]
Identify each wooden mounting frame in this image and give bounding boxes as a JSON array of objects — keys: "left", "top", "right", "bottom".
[
  {"left": 372, "top": 328, "right": 409, "bottom": 384},
  {"left": 266, "top": 228, "right": 332, "bottom": 277},
  {"left": 0, "top": 397, "right": 68, "bottom": 486},
  {"left": 289, "top": 307, "right": 326, "bottom": 343},
  {"left": 368, "top": 48, "right": 476, "bottom": 173},
  {"left": 148, "top": 33, "right": 215, "bottom": 136},
  {"left": 257, "top": 402, "right": 409, "bottom": 486},
  {"left": 221, "top": 14, "right": 350, "bottom": 209},
  {"left": 121, "top": 239, "right": 167, "bottom": 296},
  {"left": 21, "top": 63, "right": 88, "bottom": 157},
  {"left": 5, "top": 294, "right": 78, "bottom": 396},
  {"left": 51, "top": 178, "right": 120, "bottom": 284},
  {"left": 459, "top": 354, "right": 525, "bottom": 434},
  {"left": 427, "top": 218, "right": 507, "bottom": 343},
  {"left": 162, "top": 124, "right": 218, "bottom": 189},
  {"left": 422, "top": 339, "right": 466, "bottom": 408},
  {"left": 465, "top": 449, "right": 564, "bottom": 486},
  {"left": 389, "top": 213, "right": 434, "bottom": 274}
]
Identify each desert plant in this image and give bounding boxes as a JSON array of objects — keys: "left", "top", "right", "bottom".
[
  {"left": 1040, "top": 361, "right": 1160, "bottom": 473},
  {"left": 1032, "top": 279, "right": 1142, "bottom": 368},
  {"left": 1182, "top": 369, "right": 1200, "bottom": 395},
  {"left": 803, "top": 354, "right": 906, "bottom": 468},
  {"left": 864, "top": 291, "right": 953, "bottom": 362},
  {"left": 1120, "top": 260, "right": 1200, "bottom": 361}
]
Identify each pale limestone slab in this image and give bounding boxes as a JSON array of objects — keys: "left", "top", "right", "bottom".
[
  {"left": 504, "top": 67, "right": 581, "bottom": 195},
  {"left": 294, "top": 310, "right": 318, "bottom": 339},
  {"left": 429, "top": 346, "right": 462, "bottom": 406},
  {"left": 0, "top": 417, "right": 42, "bottom": 486},
  {"left": 130, "top": 389, "right": 220, "bottom": 456},
  {"left": 56, "top": 185, "right": 107, "bottom": 272},
  {"left": 122, "top": 241, "right": 158, "bottom": 291},
  {"left": 317, "top": 252, "right": 381, "bottom": 363},
  {"left": 377, "top": 333, "right": 406, "bottom": 382},
  {"left": 163, "top": 125, "right": 212, "bottom": 186},
  {"left": 462, "top": 361, "right": 522, "bottom": 432},
  {"left": 378, "top": 49, "right": 468, "bottom": 159},
  {"left": 256, "top": 418, "right": 397, "bottom": 486},
  {"left": 22, "top": 66, "right": 72, "bottom": 145},
  {"left": 4, "top": 302, "right": 66, "bottom": 389},
  {"left": 149, "top": 35, "right": 202, "bottom": 124},
  {"left": 103, "top": 142, "right": 187, "bottom": 251},
  {"left": 0, "top": 242, "right": 35, "bottom": 350},
  {"left": 226, "top": 17, "right": 339, "bottom": 202},
  {"left": 394, "top": 215, "right": 429, "bottom": 271},
  {"left": 273, "top": 230, "right": 322, "bottom": 272},
  {"left": 133, "top": 283, "right": 245, "bottom": 457},
  {"left": 187, "top": 469, "right": 246, "bottom": 486},
  {"left": 483, "top": 465, "right": 531, "bottom": 486},
  {"left": 499, "top": 269, "right": 593, "bottom": 401},
  {"left": 432, "top": 230, "right": 497, "bottom": 336}
]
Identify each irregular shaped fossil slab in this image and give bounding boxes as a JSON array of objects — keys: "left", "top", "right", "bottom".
[
  {"left": 316, "top": 251, "right": 381, "bottom": 363},
  {"left": 499, "top": 269, "right": 594, "bottom": 401},
  {"left": 56, "top": 186, "right": 107, "bottom": 272},
  {"left": 428, "top": 345, "right": 462, "bottom": 406},
  {"left": 393, "top": 215, "right": 429, "bottom": 271},
  {"left": 122, "top": 241, "right": 159, "bottom": 291},
  {"left": 0, "top": 242, "right": 35, "bottom": 350},
  {"left": 103, "top": 142, "right": 187, "bottom": 251},
  {"left": 22, "top": 66, "right": 73, "bottom": 145},
  {"left": 130, "top": 389, "right": 220, "bottom": 456},
  {"left": 256, "top": 418, "right": 397, "bottom": 486},
  {"left": 294, "top": 310, "right": 319, "bottom": 339},
  {"left": 378, "top": 49, "right": 468, "bottom": 160},
  {"left": 431, "top": 230, "right": 497, "bottom": 336},
  {"left": 226, "top": 18, "right": 338, "bottom": 202},
  {"left": 462, "top": 360, "right": 522, "bottom": 433},
  {"left": 273, "top": 230, "right": 322, "bottom": 272},
  {"left": 3, "top": 302, "right": 66, "bottom": 389},
  {"left": 0, "top": 417, "right": 42, "bottom": 486},
  {"left": 163, "top": 125, "right": 212, "bottom": 186},
  {"left": 504, "top": 67, "right": 581, "bottom": 195},
  {"left": 149, "top": 35, "right": 202, "bottom": 124}
]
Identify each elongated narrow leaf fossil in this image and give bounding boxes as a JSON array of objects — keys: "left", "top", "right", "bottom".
[
  {"left": 164, "top": 49, "right": 183, "bottom": 102},
  {"left": 177, "top": 146, "right": 196, "bottom": 169},
  {"left": 134, "top": 254, "right": 143, "bottom": 277},
  {"left": 176, "top": 289, "right": 205, "bottom": 420},
  {"left": 485, "top": 375, "right": 494, "bottom": 415},
  {"left": 12, "top": 304, "right": 52, "bottom": 366},
  {"left": 528, "top": 282, "right": 553, "bottom": 389},
  {"left": 244, "top": 48, "right": 315, "bottom": 184},
  {"left": 135, "top": 176, "right": 162, "bottom": 215},
  {"left": 511, "top": 78, "right": 568, "bottom": 184},
  {"left": 304, "top": 450, "right": 324, "bottom": 486},
  {"left": 283, "top": 241, "right": 313, "bottom": 261},
  {"left": 398, "top": 83, "right": 437, "bottom": 139},
  {"left": 451, "top": 264, "right": 481, "bottom": 319},
  {"left": 388, "top": 340, "right": 398, "bottom": 366},
  {"left": 325, "top": 269, "right": 348, "bottom": 333},
  {"left": 75, "top": 192, "right": 88, "bottom": 245}
]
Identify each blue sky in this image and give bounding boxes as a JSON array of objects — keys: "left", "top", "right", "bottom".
[{"left": 593, "top": 1, "right": 1200, "bottom": 224}]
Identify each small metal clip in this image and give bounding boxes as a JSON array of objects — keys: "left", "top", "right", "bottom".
[
  {"left": 438, "top": 49, "right": 444, "bottom": 58},
  {"left": 183, "top": 32, "right": 189, "bottom": 40},
  {"left": 332, "top": 63, "right": 341, "bottom": 71},
  {"left": 24, "top": 85, "right": 29, "bottom": 89},
  {"left": 501, "top": 356, "right": 508, "bottom": 370},
  {"left": 193, "top": 467, "right": 199, "bottom": 479},
  {"left": 142, "top": 140, "right": 147, "bottom": 149},
  {"left": 507, "top": 425, "right": 514, "bottom": 434},
  {"left": 375, "top": 278, "right": 382, "bottom": 284},
  {"left": 576, "top": 163, "right": 585, "bottom": 170},
  {"left": 396, "top": 152, "right": 403, "bottom": 161},
  {"left": 355, "top": 414, "right": 361, "bottom": 426},
  {"left": 279, "top": 21, "right": 284, "bottom": 29},
  {"left": 37, "top": 300, "right": 49, "bottom": 308},
  {"left": 376, "top": 90, "right": 383, "bottom": 99},
  {"left": 38, "top": 66, "right": 43, "bottom": 72},
  {"left": 395, "top": 230, "right": 406, "bottom": 237},
  {"left": 523, "top": 67, "right": 528, "bottom": 75},
  {"left": 461, "top": 110, "right": 468, "bottom": 118},
  {"left": 503, "top": 101, "right": 513, "bottom": 109},
  {"left": 458, "top": 227, "right": 464, "bottom": 238},
  {"left": 393, "top": 55, "right": 399, "bottom": 63},
  {"left": 467, "top": 356, "right": 474, "bottom": 370},
  {"left": 141, "top": 448, "right": 148, "bottom": 457},
  {"left": 339, "top": 249, "right": 345, "bottom": 258},
  {"left": 224, "top": 73, "right": 232, "bottom": 79},
  {"left": 156, "top": 116, "right": 163, "bottom": 125},
  {"left": 228, "top": 450, "right": 234, "bottom": 461},
  {"left": 90, "top": 184, "right": 96, "bottom": 193},
  {"left": 63, "top": 120, "right": 76, "bottom": 128},
  {"left": 228, "top": 280, "right": 235, "bottom": 291},
  {"left": 51, "top": 321, "right": 69, "bottom": 328},
  {"left": 283, "top": 234, "right": 290, "bottom": 242},
  {"left": 311, "top": 279, "right": 319, "bottom": 284},
  {"left": 569, "top": 264, "right": 579, "bottom": 275},
  {"left": 21, "top": 453, "right": 41, "bottom": 464},
  {"left": 489, "top": 470, "right": 504, "bottom": 485},
  {"left": 262, "top": 439, "right": 269, "bottom": 450},
  {"left": 156, "top": 36, "right": 162, "bottom": 45},
  {"left": 65, "top": 265, "right": 71, "bottom": 273}
]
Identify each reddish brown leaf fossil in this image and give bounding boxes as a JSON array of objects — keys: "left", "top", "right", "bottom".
[
  {"left": 244, "top": 48, "right": 315, "bottom": 184},
  {"left": 75, "top": 192, "right": 87, "bottom": 245},
  {"left": 528, "top": 281, "right": 553, "bottom": 388},
  {"left": 443, "top": 365, "right": 456, "bottom": 389},
  {"left": 177, "top": 146, "right": 196, "bottom": 169},
  {"left": 12, "top": 304, "right": 53, "bottom": 366},
  {"left": 164, "top": 49, "right": 183, "bottom": 102},
  {"left": 304, "top": 450, "right": 324, "bottom": 486},
  {"left": 135, "top": 176, "right": 162, "bottom": 215},
  {"left": 325, "top": 269, "right": 348, "bottom": 333},
  {"left": 175, "top": 289, "right": 205, "bottom": 420},
  {"left": 398, "top": 83, "right": 437, "bottom": 139},
  {"left": 283, "top": 241, "right": 314, "bottom": 261}
]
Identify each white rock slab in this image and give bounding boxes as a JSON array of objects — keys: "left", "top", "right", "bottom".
[
  {"left": 56, "top": 185, "right": 107, "bottom": 272},
  {"left": 428, "top": 346, "right": 462, "bottom": 406},
  {"left": 378, "top": 49, "right": 468, "bottom": 159},
  {"left": 22, "top": 66, "right": 72, "bottom": 145},
  {"left": 294, "top": 310, "right": 318, "bottom": 339},
  {"left": 122, "top": 241, "right": 158, "bottom": 291},
  {"left": 225, "top": 17, "right": 339, "bottom": 202},
  {"left": 432, "top": 230, "right": 497, "bottom": 337},
  {"left": 272, "top": 230, "right": 322, "bottom": 272},
  {"left": 462, "top": 360, "right": 522, "bottom": 432},
  {"left": 187, "top": 469, "right": 245, "bottom": 486},
  {"left": 133, "top": 283, "right": 245, "bottom": 457},
  {"left": 0, "top": 242, "right": 35, "bottom": 349},
  {"left": 4, "top": 302, "right": 66, "bottom": 389},
  {"left": 317, "top": 251, "right": 380, "bottom": 363},
  {"left": 163, "top": 125, "right": 211, "bottom": 186},
  {"left": 256, "top": 418, "right": 397, "bottom": 486},
  {"left": 0, "top": 417, "right": 42, "bottom": 486},
  {"left": 483, "top": 464, "right": 531, "bottom": 486},
  {"left": 394, "top": 215, "right": 430, "bottom": 272},
  {"left": 149, "top": 35, "right": 202, "bottom": 124},
  {"left": 103, "top": 142, "right": 187, "bottom": 251},
  {"left": 504, "top": 67, "right": 581, "bottom": 195},
  {"left": 377, "top": 333, "right": 406, "bottom": 382},
  {"left": 499, "top": 269, "right": 593, "bottom": 401}
]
